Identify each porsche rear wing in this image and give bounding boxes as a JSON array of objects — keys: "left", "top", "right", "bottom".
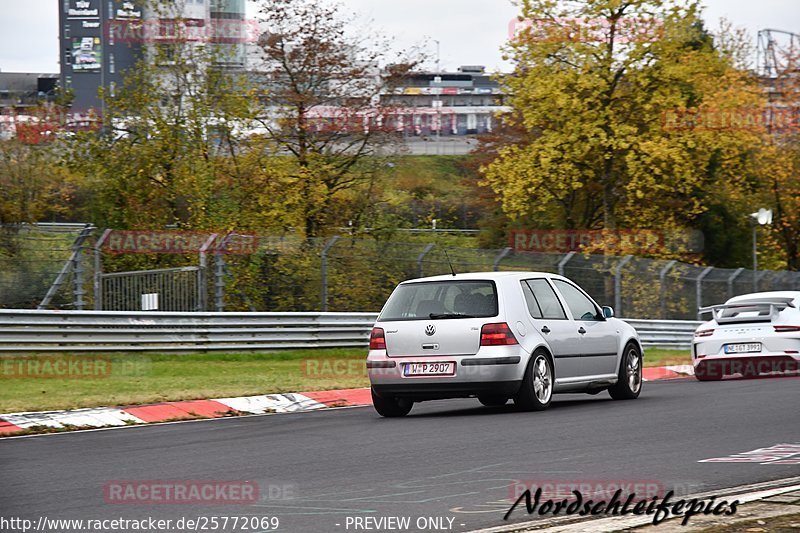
[{"left": 698, "top": 301, "right": 796, "bottom": 324}]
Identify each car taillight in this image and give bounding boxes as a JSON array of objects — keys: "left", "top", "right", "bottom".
[
  {"left": 480, "top": 323, "right": 518, "bottom": 346},
  {"left": 369, "top": 327, "right": 386, "bottom": 350},
  {"left": 774, "top": 325, "right": 800, "bottom": 333},
  {"left": 694, "top": 329, "right": 714, "bottom": 337}
]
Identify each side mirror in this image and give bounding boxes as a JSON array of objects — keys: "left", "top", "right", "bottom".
[{"left": 602, "top": 306, "right": 614, "bottom": 319}]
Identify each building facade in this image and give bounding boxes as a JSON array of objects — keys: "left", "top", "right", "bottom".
[
  {"left": 379, "top": 66, "right": 510, "bottom": 136},
  {"left": 0, "top": 72, "right": 59, "bottom": 140},
  {"left": 0, "top": 73, "right": 59, "bottom": 110},
  {"left": 59, "top": 0, "right": 145, "bottom": 112},
  {"left": 58, "top": 0, "right": 248, "bottom": 113}
]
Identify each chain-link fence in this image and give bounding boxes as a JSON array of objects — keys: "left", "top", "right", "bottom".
[
  {"left": 3, "top": 226, "right": 800, "bottom": 319},
  {"left": 0, "top": 223, "right": 95, "bottom": 310}
]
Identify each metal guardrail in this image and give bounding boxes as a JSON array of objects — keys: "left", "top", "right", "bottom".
[
  {"left": 0, "top": 310, "right": 699, "bottom": 352},
  {"left": 623, "top": 319, "right": 700, "bottom": 349}
]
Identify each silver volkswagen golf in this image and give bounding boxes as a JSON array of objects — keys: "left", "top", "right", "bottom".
[{"left": 367, "top": 272, "right": 643, "bottom": 417}]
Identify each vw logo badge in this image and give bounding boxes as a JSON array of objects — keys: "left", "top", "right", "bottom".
[{"left": 425, "top": 324, "right": 436, "bottom": 336}]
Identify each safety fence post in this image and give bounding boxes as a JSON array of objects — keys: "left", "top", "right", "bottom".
[
  {"left": 198, "top": 234, "right": 218, "bottom": 312},
  {"left": 417, "top": 243, "right": 435, "bottom": 278},
  {"left": 38, "top": 224, "right": 94, "bottom": 310},
  {"left": 658, "top": 260, "right": 677, "bottom": 319},
  {"left": 557, "top": 251, "right": 576, "bottom": 277},
  {"left": 92, "top": 229, "right": 112, "bottom": 310},
  {"left": 214, "top": 253, "right": 226, "bottom": 312},
  {"left": 320, "top": 236, "right": 340, "bottom": 312},
  {"left": 493, "top": 247, "right": 512, "bottom": 271},
  {"left": 213, "top": 233, "right": 233, "bottom": 312},
  {"left": 614, "top": 255, "right": 634, "bottom": 317},
  {"left": 727, "top": 268, "right": 745, "bottom": 299},
  {"left": 696, "top": 266, "right": 714, "bottom": 320}
]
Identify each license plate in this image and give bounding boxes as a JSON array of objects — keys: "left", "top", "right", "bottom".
[
  {"left": 403, "top": 362, "right": 455, "bottom": 376},
  {"left": 724, "top": 343, "right": 762, "bottom": 354}
]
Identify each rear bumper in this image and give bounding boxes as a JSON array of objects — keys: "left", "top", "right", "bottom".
[
  {"left": 372, "top": 380, "right": 522, "bottom": 401},
  {"left": 694, "top": 353, "right": 800, "bottom": 376},
  {"left": 367, "top": 350, "right": 527, "bottom": 400}
]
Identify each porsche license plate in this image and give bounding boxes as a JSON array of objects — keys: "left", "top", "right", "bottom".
[
  {"left": 724, "top": 343, "right": 762, "bottom": 354},
  {"left": 403, "top": 362, "right": 455, "bottom": 376}
]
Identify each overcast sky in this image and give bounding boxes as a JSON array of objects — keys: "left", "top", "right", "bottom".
[{"left": 0, "top": 0, "right": 797, "bottom": 73}]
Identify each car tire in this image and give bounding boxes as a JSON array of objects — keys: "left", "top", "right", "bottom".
[
  {"left": 371, "top": 388, "right": 413, "bottom": 417},
  {"left": 514, "top": 350, "right": 553, "bottom": 411},
  {"left": 478, "top": 395, "right": 508, "bottom": 407},
  {"left": 609, "top": 343, "right": 643, "bottom": 400}
]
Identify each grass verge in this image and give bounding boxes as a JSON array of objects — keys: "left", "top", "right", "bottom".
[
  {"left": 0, "top": 347, "right": 691, "bottom": 413},
  {"left": 643, "top": 348, "right": 691, "bottom": 368},
  {"left": 0, "top": 349, "right": 371, "bottom": 413}
]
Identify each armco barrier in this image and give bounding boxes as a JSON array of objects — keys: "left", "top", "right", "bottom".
[
  {"left": 623, "top": 319, "right": 701, "bottom": 349},
  {"left": 0, "top": 310, "right": 379, "bottom": 352},
  {"left": 0, "top": 310, "right": 699, "bottom": 352}
]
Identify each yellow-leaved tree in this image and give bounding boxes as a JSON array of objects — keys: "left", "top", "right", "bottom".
[
  {"left": 482, "top": 0, "right": 765, "bottom": 257},
  {"left": 762, "top": 48, "right": 800, "bottom": 271}
]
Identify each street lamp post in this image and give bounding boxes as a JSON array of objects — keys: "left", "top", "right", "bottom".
[{"left": 750, "top": 208, "right": 773, "bottom": 292}]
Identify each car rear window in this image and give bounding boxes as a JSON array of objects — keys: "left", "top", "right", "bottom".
[{"left": 379, "top": 280, "right": 498, "bottom": 321}]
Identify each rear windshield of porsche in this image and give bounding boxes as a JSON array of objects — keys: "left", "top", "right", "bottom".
[{"left": 379, "top": 280, "right": 498, "bottom": 321}]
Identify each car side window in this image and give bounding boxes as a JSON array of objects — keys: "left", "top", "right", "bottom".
[
  {"left": 552, "top": 280, "right": 601, "bottom": 321},
  {"left": 522, "top": 279, "right": 567, "bottom": 320},
  {"left": 520, "top": 281, "right": 543, "bottom": 318}
]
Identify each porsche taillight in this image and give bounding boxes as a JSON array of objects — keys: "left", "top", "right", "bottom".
[
  {"left": 694, "top": 329, "right": 714, "bottom": 337},
  {"left": 774, "top": 325, "right": 800, "bottom": 333}
]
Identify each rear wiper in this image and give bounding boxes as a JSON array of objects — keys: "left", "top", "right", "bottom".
[{"left": 429, "top": 313, "right": 476, "bottom": 319}]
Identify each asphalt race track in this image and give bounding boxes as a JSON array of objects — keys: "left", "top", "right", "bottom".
[{"left": 1, "top": 378, "right": 798, "bottom": 533}]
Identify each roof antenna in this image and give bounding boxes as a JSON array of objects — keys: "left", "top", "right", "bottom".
[{"left": 443, "top": 249, "right": 457, "bottom": 277}]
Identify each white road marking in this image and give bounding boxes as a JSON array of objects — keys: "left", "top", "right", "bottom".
[{"left": 699, "top": 443, "right": 800, "bottom": 465}]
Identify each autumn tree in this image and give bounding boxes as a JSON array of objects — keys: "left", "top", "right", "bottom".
[
  {"left": 481, "top": 0, "right": 764, "bottom": 258},
  {"left": 0, "top": 112, "right": 76, "bottom": 225},
  {"left": 69, "top": 0, "right": 259, "bottom": 231},
  {"left": 251, "top": 0, "right": 422, "bottom": 238},
  {"left": 463, "top": 115, "right": 530, "bottom": 246},
  {"left": 762, "top": 48, "right": 800, "bottom": 270}
]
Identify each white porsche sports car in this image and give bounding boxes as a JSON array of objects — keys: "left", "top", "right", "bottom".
[{"left": 694, "top": 291, "right": 800, "bottom": 380}]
